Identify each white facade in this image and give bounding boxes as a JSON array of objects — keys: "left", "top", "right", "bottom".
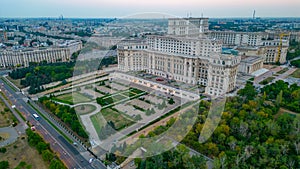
[
  {"left": 118, "top": 36, "right": 240, "bottom": 97},
  {"left": 0, "top": 48, "right": 70, "bottom": 68},
  {"left": 238, "top": 56, "right": 264, "bottom": 74},
  {"left": 168, "top": 18, "right": 209, "bottom": 36},
  {"left": 209, "top": 31, "right": 267, "bottom": 47},
  {"left": 58, "top": 40, "right": 82, "bottom": 55},
  {"left": 210, "top": 31, "right": 290, "bottom": 64}
]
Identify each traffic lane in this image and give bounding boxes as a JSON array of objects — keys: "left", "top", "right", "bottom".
[
  {"left": 1, "top": 80, "right": 102, "bottom": 169},
  {"left": 0, "top": 82, "right": 88, "bottom": 169},
  {"left": 21, "top": 103, "right": 93, "bottom": 168},
  {"left": 28, "top": 101, "right": 106, "bottom": 168},
  {"left": 21, "top": 106, "right": 80, "bottom": 169},
  {"left": 21, "top": 104, "right": 87, "bottom": 169}
]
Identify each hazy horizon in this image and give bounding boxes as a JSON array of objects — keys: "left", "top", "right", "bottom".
[{"left": 0, "top": 0, "right": 299, "bottom": 18}]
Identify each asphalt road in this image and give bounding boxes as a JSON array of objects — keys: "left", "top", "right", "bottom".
[{"left": 0, "top": 77, "right": 106, "bottom": 169}]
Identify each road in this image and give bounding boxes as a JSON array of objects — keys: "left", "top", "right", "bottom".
[{"left": 0, "top": 77, "right": 106, "bottom": 169}]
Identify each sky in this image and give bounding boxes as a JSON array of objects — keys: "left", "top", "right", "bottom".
[{"left": 0, "top": 0, "right": 299, "bottom": 18}]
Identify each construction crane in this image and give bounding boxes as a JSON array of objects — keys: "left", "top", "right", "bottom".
[{"left": 276, "top": 33, "right": 290, "bottom": 63}]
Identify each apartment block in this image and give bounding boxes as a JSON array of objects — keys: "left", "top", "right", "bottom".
[{"left": 0, "top": 48, "right": 70, "bottom": 68}]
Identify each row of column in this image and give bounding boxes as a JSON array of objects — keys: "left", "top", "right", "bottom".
[{"left": 0, "top": 49, "right": 70, "bottom": 68}]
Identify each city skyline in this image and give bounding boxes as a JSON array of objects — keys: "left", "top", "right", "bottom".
[{"left": 0, "top": 0, "right": 300, "bottom": 18}]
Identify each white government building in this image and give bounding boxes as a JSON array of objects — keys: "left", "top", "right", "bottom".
[{"left": 117, "top": 17, "right": 241, "bottom": 97}]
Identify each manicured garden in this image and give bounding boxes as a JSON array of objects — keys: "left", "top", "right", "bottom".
[{"left": 52, "top": 92, "right": 92, "bottom": 105}]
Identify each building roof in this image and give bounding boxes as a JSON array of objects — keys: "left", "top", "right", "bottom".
[
  {"left": 241, "top": 55, "right": 263, "bottom": 64},
  {"left": 251, "top": 68, "right": 270, "bottom": 77}
]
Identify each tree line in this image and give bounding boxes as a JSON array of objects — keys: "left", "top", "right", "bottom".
[
  {"left": 26, "top": 129, "right": 66, "bottom": 169},
  {"left": 8, "top": 56, "right": 117, "bottom": 94},
  {"left": 9, "top": 62, "right": 75, "bottom": 94},
  {"left": 39, "top": 96, "right": 89, "bottom": 139}
]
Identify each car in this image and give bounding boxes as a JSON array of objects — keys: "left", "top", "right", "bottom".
[{"left": 11, "top": 105, "right": 16, "bottom": 108}]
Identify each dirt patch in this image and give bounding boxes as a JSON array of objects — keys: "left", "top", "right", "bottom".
[
  {"left": 0, "top": 134, "right": 48, "bottom": 169},
  {"left": 75, "top": 104, "right": 97, "bottom": 115},
  {"left": 0, "top": 98, "right": 15, "bottom": 127},
  {"left": 0, "top": 132, "right": 10, "bottom": 140},
  {"left": 6, "top": 76, "right": 24, "bottom": 89}
]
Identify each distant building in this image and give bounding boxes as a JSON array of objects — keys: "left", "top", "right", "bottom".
[
  {"left": 209, "top": 31, "right": 267, "bottom": 47},
  {"left": 237, "top": 39, "right": 289, "bottom": 64},
  {"left": 58, "top": 40, "right": 82, "bottom": 55},
  {"left": 210, "top": 31, "right": 290, "bottom": 64},
  {"left": 0, "top": 48, "right": 70, "bottom": 68},
  {"left": 89, "top": 36, "right": 125, "bottom": 48},
  {"left": 0, "top": 29, "right": 7, "bottom": 43}
]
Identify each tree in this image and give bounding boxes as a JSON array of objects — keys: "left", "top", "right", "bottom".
[
  {"left": 49, "top": 159, "right": 66, "bottom": 169},
  {"left": 42, "top": 150, "right": 54, "bottom": 163},
  {"left": 238, "top": 82, "right": 257, "bottom": 101},
  {"left": 36, "top": 142, "right": 49, "bottom": 154},
  {"left": 168, "top": 98, "right": 175, "bottom": 104},
  {"left": 0, "top": 161, "right": 9, "bottom": 169},
  {"left": 275, "top": 90, "right": 283, "bottom": 106}
]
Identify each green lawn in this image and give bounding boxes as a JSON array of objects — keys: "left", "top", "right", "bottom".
[
  {"left": 290, "top": 68, "right": 300, "bottom": 78},
  {"left": 98, "top": 94, "right": 127, "bottom": 106},
  {"left": 277, "top": 67, "right": 289, "bottom": 74},
  {"left": 97, "top": 88, "right": 146, "bottom": 107},
  {"left": 130, "top": 88, "right": 144, "bottom": 94},
  {"left": 54, "top": 92, "right": 92, "bottom": 105},
  {"left": 259, "top": 77, "right": 275, "bottom": 85},
  {"left": 112, "top": 94, "right": 127, "bottom": 102},
  {"left": 74, "top": 104, "right": 97, "bottom": 115},
  {"left": 91, "top": 108, "right": 135, "bottom": 132},
  {"left": 91, "top": 113, "right": 104, "bottom": 135}
]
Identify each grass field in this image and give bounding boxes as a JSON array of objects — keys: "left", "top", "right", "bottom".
[
  {"left": 277, "top": 67, "right": 289, "bottom": 74},
  {"left": 90, "top": 113, "right": 105, "bottom": 136},
  {"left": 74, "top": 104, "right": 97, "bottom": 115},
  {"left": 259, "top": 77, "right": 275, "bottom": 85},
  {"left": 0, "top": 135, "right": 48, "bottom": 169},
  {"left": 0, "top": 98, "right": 16, "bottom": 127},
  {"left": 98, "top": 93, "right": 129, "bottom": 106},
  {"left": 97, "top": 88, "right": 146, "bottom": 107},
  {"left": 130, "top": 88, "right": 144, "bottom": 94},
  {"left": 91, "top": 108, "right": 135, "bottom": 133},
  {"left": 290, "top": 68, "right": 300, "bottom": 78},
  {"left": 54, "top": 92, "right": 92, "bottom": 105}
]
